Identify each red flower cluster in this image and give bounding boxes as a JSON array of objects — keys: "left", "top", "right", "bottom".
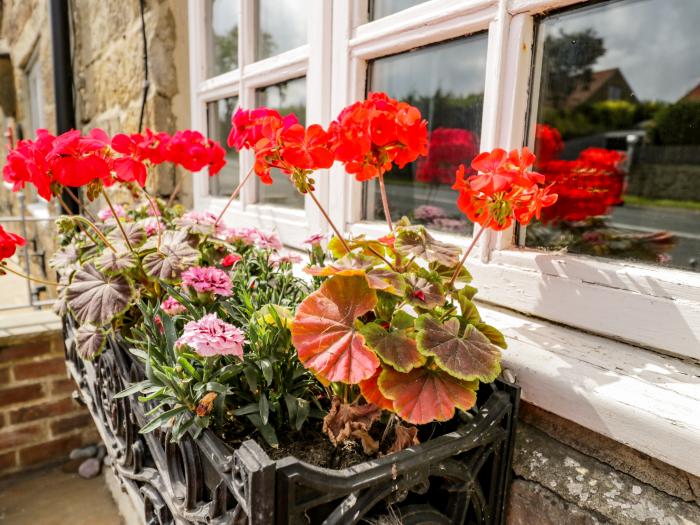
[
  {"left": 227, "top": 107, "right": 333, "bottom": 185},
  {"left": 453, "top": 147, "right": 557, "bottom": 231},
  {"left": 0, "top": 226, "right": 25, "bottom": 262},
  {"left": 415, "top": 128, "right": 479, "bottom": 185},
  {"left": 534, "top": 125, "right": 626, "bottom": 222},
  {"left": 228, "top": 93, "right": 428, "bottom": 189},
  {"left": 328, "top": 92, "right": 428, "bottom": 181},
  {"left": 3, "top": 128, "right": 226, "bottom": 201}
]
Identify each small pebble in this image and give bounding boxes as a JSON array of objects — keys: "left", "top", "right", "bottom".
[
  {"left": 78, "top": 457, "right": 102, "bottom": 479},
  {"left": 69, "top": 444, "right": 97, "bottom": 460}
]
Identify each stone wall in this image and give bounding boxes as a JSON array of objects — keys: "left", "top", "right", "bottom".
[
  {"left": 0, "top": 315, "right": 99, "bottom": 476},
  {"left": 507, "top": 403, "right": 700, "bottom": 525}
]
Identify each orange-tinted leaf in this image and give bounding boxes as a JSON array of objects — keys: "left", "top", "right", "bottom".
[
  {"left": 306, "top": 254, "right": 404, "bottom": 296},
  {"left": 405, "top": 274, "right": 445, "bottom": 309},
  {"left": 416, "top": 316, "right": 501, "bottom": 383},
  {"left": 360, "top": 322, "right": 425, "bottom": 373},
  {"left": 366, "top": 268, "right": 405, "bottom": 296},
  {"left": 388, "top": 423, "right": 420, "bottom": 454},
  {"left": 395, "top": 225, "right": 461, "bottom": 267},
  {"left": 378, "top": 366, "right": 477, "bottom": 425},
  {"left": 291, "top": 275, "right": 379, "bottom": 384},
  {"left": 358, "top": 368, "right": 393, "bottom": 410}
]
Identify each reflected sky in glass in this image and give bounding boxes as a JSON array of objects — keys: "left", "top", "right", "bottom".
[
  {"left": 255, "top": 0, "right": 307, "bottom": 60},
  {"left": 207, "top": 0, "right": 238, "bottom": 76},
  {"left": 255, "top": 77, "right": 306, "bottom": 209},
  {"left": 369, "top": 0, "right": 426, "bottom": 20}
]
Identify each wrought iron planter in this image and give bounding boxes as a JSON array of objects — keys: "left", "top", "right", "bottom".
[{"left": 63, "top": 317, "right": 520, "bottom": 525}]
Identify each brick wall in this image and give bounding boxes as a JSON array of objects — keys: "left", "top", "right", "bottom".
[{"left": 0, "top": 328, "right": 98, "bottom": 476}]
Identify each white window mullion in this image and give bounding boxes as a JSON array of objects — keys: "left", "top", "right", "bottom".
[{"left": 238, "top": 0, "right": 256, "bottom": 209}]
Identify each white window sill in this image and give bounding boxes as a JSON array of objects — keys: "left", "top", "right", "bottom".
[{"left": 479, "top": 304, "right": 700, "bottom": 477}]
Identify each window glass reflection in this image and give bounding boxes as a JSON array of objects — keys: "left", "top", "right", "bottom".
[
  {"left": 369, "top": 0, "right": 426, "bottom": 20},
  {"left": 528, "top": 0, "right": 700, "bottom": 272},
  {"left": 255, "top": 77, "right": 306, "bottom": 208},
  {"left": 366, "top": 35, "right": 488, "bottom": 235},
  {"left": 207, "top": 97, "right": 239, "bottom": 197},
  {"left": 206, "top": 0, "right": 238, "bottom": 77},
  {"left": 255, "top": 0, "right": 307, "bottom": 61}
]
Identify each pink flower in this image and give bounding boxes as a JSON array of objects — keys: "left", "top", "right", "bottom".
[
  {"left": 221, "top": 253, "right": 242, "bottom": 267},
  {"left": 161, "top": 296, "right": 185, "bottom": 316},
  {"left": 303, "top": 233, "right": 327, "bottom": 246},
  {"left": 98, "top": 203, "right": 127, "bottom": 221},
  {"left": 176, "top": 314, "right": 246, "bottom": 357},
  {"left": 181, "top": 266, "right": 233, "bottom": 296},
  {"left": 254, "top": 230, "right": 282, "bottom": 250},
  {"left": 140, "top": 217, "right": 164, "bottom": 236},
  {"left": 270, "top": 251, "right": 302, "bottom": 267},
  {"left": 413, "top": 205, "right": 446, "bottom": 222},
  {"left": 231, "top": 227, "right": 260, "bottom": 245}
]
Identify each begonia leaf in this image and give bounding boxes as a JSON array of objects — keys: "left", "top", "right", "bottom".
[
  {"left": 306, "top": 253, "right": 404, "bottom": 296},
  {"left": 378, "top": 366, "right": 478, "bottom": 425},
  {"left": 75, "top": 324, "right": 106, "bottom": 359},
  {"left": 395, "top": 226, "right": 461, "bottom": 267},
  {"left": 107, "top": 222, "right": 146, "bottom": 247},
  {"left": 291, "top": 275, "right": 379, "bottom": 384},
  {"left": 416, "top": 316, "right": 501, "bottom": 383},
  {"left": 475, "top": 322, "right": 508, "bottom": 349},
  {"left": 358, "top": 368, "right": 394, "bottom": 410},
  {"left": 95, "top": 250, "right": 138, "bottom": 274},
  {"left": 66, "top": 264, "right": 134, "bottom": 325},
  {"left": 366, "top": 268, "right": 405, "bottom": 296},
  {"left": 391, "top": 310, "right": 416, "bottom": 331},
  {"left": 405, "top": 274, "right": 445, "bottom": 309},
  {"left": 360, "top": 322, "right": 425, "bottom": 373},
  {"left": 327, "top": 235, "right": 386, "bottom": 260},
  {"left": 49, "top": 244, "right": 79, "bottom": 271},
  {"left": 142, "top": 231, "right": 198, "bottom": 281}
]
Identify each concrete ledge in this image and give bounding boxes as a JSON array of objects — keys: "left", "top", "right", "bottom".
[{"left": 0, "top": 311, "right": 62, "bottom": 343}]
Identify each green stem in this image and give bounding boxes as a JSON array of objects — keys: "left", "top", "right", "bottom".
[
  {"left": 102, "top": 189, "right": 134, "bottom": 253},
  {"left": 71, "top": 215, "right": 117, "bottom": 253},
  {"left": 308, "top": 190, "right": 351, "bottom": 254},
  {"left": 140, "top": 187, "right": 163, "bottom": 250},
  {"left": 2, "top": 263, "right": 58, "bottom": 287},
  {"left": 215, "top": 165, "right": 255, "bottom": 226},
  {"left": 377, "top": 173, "right": 393, "bottom": 233},
  {"left": 448, "top": 225, "right": 486, "bottom": 288}
]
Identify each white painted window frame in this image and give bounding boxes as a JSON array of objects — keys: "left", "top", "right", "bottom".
[{"left": 188, "top": 0, "right": 700, "bottom": 360}]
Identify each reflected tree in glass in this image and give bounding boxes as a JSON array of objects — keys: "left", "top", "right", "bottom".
[
  {"left": 208, "top": 97, "right": 239, "bottom": 197},
  {"left": 207, "top": 0, "right": 238, "bottom": 77}
]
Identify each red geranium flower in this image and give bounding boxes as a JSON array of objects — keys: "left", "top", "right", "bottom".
[
  {"left": 111, "top": 133, "right": 149, "bottom": 187},
  {"left": 279, "top": 124, "right": 334, "bottom": 171},
  {"left": 2, "top": 129, "right": 55, "bottom": 201},
  {"left": 0, "top": 226, "right": 26, "bottom": 261},
  {"left": 49, "top": 128, "right": 112, "bottom": 187}
]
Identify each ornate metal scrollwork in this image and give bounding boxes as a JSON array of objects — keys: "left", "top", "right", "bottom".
[{"left": 63, "top": 318, "right": 518, "bottom": 525}]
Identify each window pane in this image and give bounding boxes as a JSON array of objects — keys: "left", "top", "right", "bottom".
[
  {"left": 206, "top": 0, "right": 238, "bottom": 77},
  {"left": 365, "top": 35, "right": 488, "bottom": 235},
  {"left": 255, "top": 77, "right": 306, "bottom": 208},
  {"left": 255, "top": 0, "right": 307, "bottom": 61},
  {"left": 207, "top": 97, "right": 239, "bottom": 197},
  {"left": 369, "top": 0, "right": 426, "bottom": 20},
  {"left": 528, "top": 0, "right": 700, "bottom": 272}
]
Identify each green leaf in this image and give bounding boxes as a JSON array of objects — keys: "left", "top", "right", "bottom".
[
  {"left": 233, "top": 403, "right": 260, "bottom": 416},
  {"left": 142, "top": 231, "right": 198, "bottom": 281},
  {"left": 247, "top": 414, "right": 279, "bottom": 447},
  {"left": 295, "top": 398, "right": 310, "bottom": 430},
  {"left": 475, "top": 322, "right": 508, "bottom": 349},
  {"left": 139, "top": 406, "right": 189, "bottom": 434},
  {"left": 395, "top": 225, "right": 462, "bottom": 267},
  {"left": 360, "top": 322, "right": 425, "bottom": 373},
  {"left": 391, "top": 310, "right": 416, "bottom": 331},
  {"left": 177, "top": 357, "right": 201, "bottom": 381},
  {"left": 416, "top": 316, "right": 502, "bottom": 383},
  {"left": 95, "top": 250, "right": 138, "bottom": 274},
  {"left": 66, "top": 264, "right": 134, "bottom": 325},
  {"left": 114, "top": 380, "right": 152, "bottom": 399},
  {"left": 243, "top": 366, "right": 258, "bottom": 394},
  {"left": 259, "top": 393, "right": 270, "bottom": 425},
  {"left": 459, "top": 298, "right": 481, "bottom": 325},
  {"left": 259, "top": 359, "right": 273, "bottom": 386}
]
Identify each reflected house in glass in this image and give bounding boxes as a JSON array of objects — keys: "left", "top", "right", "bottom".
[{"left": 562, "top": 68, "right": 637, "bottom": 109}]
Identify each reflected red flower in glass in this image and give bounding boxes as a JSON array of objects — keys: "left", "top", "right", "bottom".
[
  {"left": 415, "top": 128, "right": 479, "bottom": 185},
  {"left": 0, "top": 226, "right": 26, "bottom": 261}
]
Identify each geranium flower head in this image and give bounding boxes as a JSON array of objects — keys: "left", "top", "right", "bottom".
[
  {"left": 0, "top": 226, "right": 26, "bottom": 261},
  {"left": 176, "top": 313, "right": 246, "bottom": 358},
  {"left": 2, "top": 129, "right": 55, "bottom": 201},
  {"left": 161, "top": 296, "right": 186, "bottom": 316},
  {"left": 182, "top": 266, "right": 233, "bottom": 296}
]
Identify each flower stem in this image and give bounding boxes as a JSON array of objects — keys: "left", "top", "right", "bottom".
[
  {"left": 166, "top": 176, "right": 183, "bottom": 207},
  {"left": 1, "top": 263, "right": 57, "bottom": 287},
  {"left": 215, "top": 166, "right": 255, "bottom": 226},
  {"left": 70, "top": 215, "right": 117, "bottom": 253},
  {"left": 102, "top": 190, "right": 134, "bottom": 253},
  {"left": 63, "top": 187, "right": 98, "bottom": 223},
  {"left": 377, "top": 174, "right": 393, "bottom": 233},
  {"left": 140, "top": 187, "right": 163, "bottom": 250},
  {"left": 308, "top": 190, "right": 351, "bottom": 254},
  {"left": 448, "top": 225, "right": 486, "bottom": 288}
]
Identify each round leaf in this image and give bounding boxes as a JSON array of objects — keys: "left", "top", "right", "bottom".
[
  {"left": 75, "top": 324, "right": 106, "bottom": 359},
  {"left": 416, "top": 316, "right": 501, "bottom": 383},
  {"left": 358, "top": 367, "right": 393, "bottom": 410},
  {"left": 360, "top": 323, "right": 425, "bottom": 373},
  {"left": 142, "top": 231, "right": 198, "bottom": 281},
  {"left": 378, "top": 366, "right": 477, "bottom": 425},
  {"left": 395, "top": 225, "right": 462, "bottom": 267},
  {"left": 95, "top": 250, "right": 138, "bottom": 274},
  {"left": 66, "top": 264, "right": 134, "bottom": 325},
  {"left": 291, "top": 275, "right": 379, "bottom": 384}
]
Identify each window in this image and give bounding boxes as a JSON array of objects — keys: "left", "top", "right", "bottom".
[
  {"left": 526, "top": 0, "right": 700, "bottom": 273},
  {"left": 207, "top": 97, "right": 239, "bottom": 197},
  {"left": 26, "top": 52, "right": 44, "bottom": 134},
  {"left": 190, "top": 0, "right": 700, "bottom": 361},
  {"left": 365, "top": 35, "right": 488, "bottom": 234},
  {"left": 206, "top": 0, "right": 239, "bottom": 77},
  {"left": 255, "top": 77, "right": 306, "bottom": 208}
]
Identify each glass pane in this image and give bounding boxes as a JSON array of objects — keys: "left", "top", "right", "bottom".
[
  {"left": 255, "top": 0, "right": 307, "bottom": 61},
  {"left": 528, "top": 0, "right": 700, "bottom": 272},
  {"left": 207, "top": 97, "right": 239, "bottom": 197},
  {"left": 369, "top": 0, "right": 426, "bottom": 20},
  {"left": 206, "top": 0, "right": 238, "bottom": 77},
  {"left": 255, "top": 77, "right": 306, "bottom": 208},
  {"left": 366, "top": 35, "right": 488, "bottom": 235}
]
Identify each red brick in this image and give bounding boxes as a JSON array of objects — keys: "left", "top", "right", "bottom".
[
  {"left": 0, "top": 342, "right": 51, "bottom": 364},
  {"left": 0, "top": 367, "right": 9, "bottom": 385},
  {"left": 9, "top": 397, "right": 77, "bottom": 425},
  {"left": 50, "top": 378, "right": 77, "bottom": 396},
  {"left": 19, "top": 434, "right": 82, "bottom": 467},
  {"left": 50, "top": 412, "right": 93, "bottom": 437},
  {"left": 0, "top": 423, "right": 46, "bottom": 450},
  {"left": 0, "top": 451, "right": 16, "bottom": 472},
  {"left": 0, "top": 383, "right": 45, "bottom": 406},
  {"left": 13, "top": 357, "right": 67, "bottom": 381}
]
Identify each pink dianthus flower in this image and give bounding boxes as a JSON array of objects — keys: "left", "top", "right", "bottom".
[
  {"left": 176, "top": 313, "right": 246, "bottom": 357},
  {"left": 161, "top": 296, "right": 185, "bottom": 315},
  {"left": 182, "top": 266, "right": 233, "bottom": 296}
]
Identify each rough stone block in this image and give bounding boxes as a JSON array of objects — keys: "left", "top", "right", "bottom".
[{"left": 507, "top": 479, "right": 603, "bottom": 525}]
